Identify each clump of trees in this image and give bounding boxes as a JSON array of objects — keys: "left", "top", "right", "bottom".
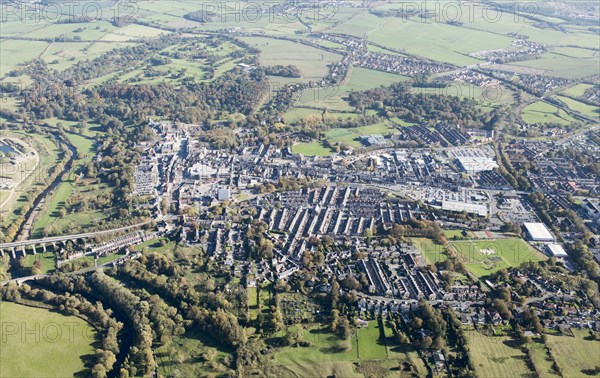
[
  {"left": 262, "top": 65, "right": 301, "bottom": 78},
  {"left": 348, "top": 82, "right": 496, "bottom": 128}
]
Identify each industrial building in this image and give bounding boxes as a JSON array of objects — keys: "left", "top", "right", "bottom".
[
  {"left": 545, "top": 244, "right": 568, "bottom": 258},
  {"left": 455, "top": 156, "right": 498, "bottom": 173},
  {"left": 442, "top": 200, "right": 488, "bottom": 217},
  {"left": 523, "top": 222, "right": 555, "bottom": 242}
]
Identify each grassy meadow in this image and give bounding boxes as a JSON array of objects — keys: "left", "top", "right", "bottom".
[{"left": 0, "top": 301, "right": 97, "bottom": 377}]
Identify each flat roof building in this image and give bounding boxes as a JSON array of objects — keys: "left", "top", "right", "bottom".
[
  {"left": 360, "top": 134, "right": 388, "bottom": 147},
  {"left": 546, "top": 244, "right": 568, "bottom": 258},
  {"left": 442, "top": 200, "right": 488, "bottom": 217},
  {"left": 523, "top": 222, "right": 554, "bottom": 242},
  {"left": 218, "top": 187, "right": 231, "bottom": 201},
  {"left": 455, "top": 156, "right": 498, "bottom": 173}
]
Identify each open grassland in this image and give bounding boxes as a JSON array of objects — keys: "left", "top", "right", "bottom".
[
  {"left": 155, "top": 328, "right": 231, "bottom": 377},
  {"left": 528, "top": 341, "right": 561, "bottom": 377},
  {"left": 331, "top": 12, "right": 513, "bottom": 66},
  {"left": 561, "top": 83, "right": 595, "bottom": 98},
  {"left": 411, "top": 237, "right": 447, "bottom": 264},
  {"left": 443, "top": 229, "right": 471, "bottom": 239},
  {"left": 0, "top": 301, "right": 97, "bottom": 378},
  {"left": 467, "top": 330, "right": 531, "bottom": 378},
  {"left": 292, "top": 141, "right": 335, "bottom": 157},
  {"left": 545, "top": 329, "right": 600, "bottom": 377},
  {"left": 329, "top": 0, "right": 598, "bottom": 68},
  {"left": 239, "top": 36, "right": 341, "bottom": 83},
  {"left": 324, "top": 122, "right": 396, "bottom": 147},
  {"left": 0, "top": 39, "right": 49, "bottom": 77},
  {"left": 40, "top": 41, "right": 133, "bottom": 71},
  {"left": 134, "top": 237, "right": 177, "bottom": 254},
  {"left": 99, "top": 24, "right": 169, "bottom": 42},
  {"left": 297, "top": 86, "right": 355, "bottom": 111},
  {"left": 521, "top": 101, "right": 577, "bottom": 125},
  {"left": 283, "top": 108, "right": 324, "bottom": 123},
  {"left": 292, "top": 122, "right": 397, "bottom": 156},
  {"left": 508, "top": 52, "right": 600, "bottom": 79},
  {"left": 367, "top": 19, "right": 512, "bottom": 66},
  {"left": 247, "top": 283, "right": 272, "bottom": 321},
  {"left": 21, "top": 22, "right": 116, "bottom": 40},
  {"left": 135, "top": 0, "right": 313, "bottom": 34},
  {"left": 344, "top": 67, "right": 409, "bottom": 92},
  {"left": 297, "top": 67, "right": 409, "bottom": 110},
  {"left": 275, "top": 321, "right": 426, "bottom": 378},
  {"left": 23, "top": 251, "right": 56, "bottom": 274},
  {"left": 449, "top": 238, "right": 546, "bottom": 277},
  {"left": 356, "top": 321, "right": 387, "bottom": 359},
  {"left": 554, "top": 95, "right": 600, "bottom": 119},
  {"left": 552, "top": 46, "right": 598, "bottom": 59}
]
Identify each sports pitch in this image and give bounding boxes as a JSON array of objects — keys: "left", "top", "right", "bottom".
[{"left": 449, "top": 238, "right": 546, "bottom": 277}]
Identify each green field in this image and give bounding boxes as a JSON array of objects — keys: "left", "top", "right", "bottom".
[
  {"left": 356, "top": 321, "right": 387, "bottom": 360},
  {"left": 555, "top": 95, "right": 600, "bottom": 119},
  {"left": 324, "top": 123, "right": 397, "bottom": 147},
  {"left": 134, "top": 237, "right": 176, "bottom": 254},
  {"left": 521, "top": 101, "right": 577, "bottom": 126},
  {"left": 292, "top": 141, "right": 335, "bottom": 157},
  {"left": 239, "top": 37, "right": 342, "bottom": 83},
  {"left": 411, "top": 237, "right": 447, "bottom": 264},
  {"left": 292, "top": 122, "right": 398, "bottom": 156},
  {"left": 23, "top": 251, "right": 56, "bottom": 274},
  {"left": 275, "top": 321, "right": 426, "bottom": 378},
  {"left": 41, "top": 41, "right": 132, "bottom": 71},
  {"left": 155, "top": 328, "right": 230, "bottom": 377},
  {"left": 0, "top": 301, "right": 97, "bottom": 377},
  {"left": 0, "top": 39, "right": 49, "bottom": 77},
  {"left": 561, "top": 83, "right": 595, "bottom": 98},
  {"left": 528, "top": 341, "right": 561, "bottom": 377},
  {"left": 247, "top": 283, "right": 273, "bottom": 321},
  {"left": 443, "top": 229, "right": 471, "bottom": 239},
  {"left": 510, "top": 52, "right": 600, "bottom": 79},
  {"left": 332, "top": 13, "right": 513, "bottom": 66},
  {"left": 297, "top": 67, "right": 410, "bottom": 110},
  {"left": 283, "top": 108, "right": 324, "bottom": 123},
  {"left": 449, "top": 238, "right": 546, "bottom": 277},
  {"left": 545, "top": 329, "right": 600, "bottom": 377},
  {"left": 467, "top": 330, "right": 532, "bottom": 378}
]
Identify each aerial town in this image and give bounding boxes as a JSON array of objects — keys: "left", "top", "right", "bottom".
[{"left": 0, "top": 0, "right": 598, "bottom": 377}]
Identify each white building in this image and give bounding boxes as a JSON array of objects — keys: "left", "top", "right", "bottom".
[
  {"left": 218, "top": 187, "right": 231, "bottom": 201},
  {"left": 546, "top": 244, "right": 568, "bottom": 258},
  {"left": 442, "top": 200, "right": 488, "bottom": 217},
  {"left": 523, "top": 222, "right": 554, "bottom": 242},
  {"left": 455, "top": 156, "right": 498, "bottom": 173}
]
